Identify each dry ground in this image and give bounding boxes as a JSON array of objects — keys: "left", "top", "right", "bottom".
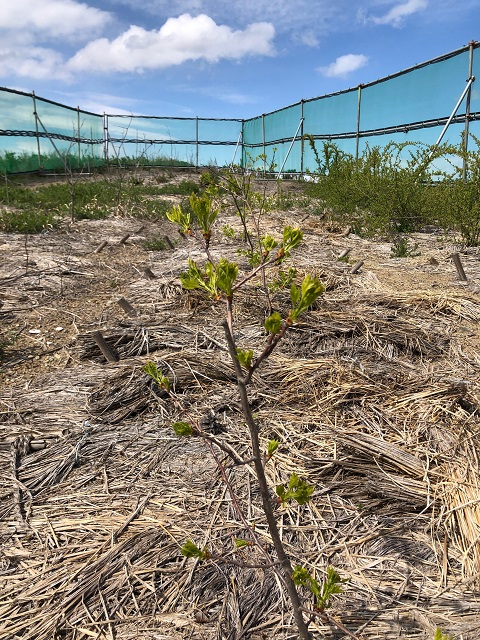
[{"left": 1, "top": 170, "right": 480, "bottom": 639}]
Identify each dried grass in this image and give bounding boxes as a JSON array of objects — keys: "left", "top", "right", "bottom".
[{"left": 1, "top": 207, "right": 480, "bottom": 639}]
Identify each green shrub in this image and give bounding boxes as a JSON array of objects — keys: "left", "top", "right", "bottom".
[
  {"left": 304, "top": 139, "right": 448, "bottom": 237},
  {"left": 0, "top": 207, "right": 59, "bottom": 233},
  {"left": 154, "top": 179, "right": 201, "bottom": 196},
  {"left": 434, "top": 133, "right": 480, "bottom": 246},
  {"left": 390, "top": 234, "right": 420, "bottom": 257},
  {"left": 142, "top": 235, "right": 169, "bottom": 251}
]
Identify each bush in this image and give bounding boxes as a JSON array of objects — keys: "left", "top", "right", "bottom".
[
  {"left": 0, "top": 207, "right": 59, "bottom": 233},
  {"left": 304, "top": 139, "right": 448, "bottom": 237}
]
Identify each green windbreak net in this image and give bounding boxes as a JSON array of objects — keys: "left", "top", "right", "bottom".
[
  {"left": 1, "top": 43, "right": 479, "bottom": 174},
  {"left": 106, "top": 115, "right": 242, "bottom": 168},
  {"left": 0, "top": 89, "right": 104, "bottom": 172}
]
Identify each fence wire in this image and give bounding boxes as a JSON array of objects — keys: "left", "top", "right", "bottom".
[{"left": 0, "top": 42, "right": 479, "bottom": 175}]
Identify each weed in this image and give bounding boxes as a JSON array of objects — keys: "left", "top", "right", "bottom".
[
  {"left": 0, "top": 330, "right": 18, "bottom": 362},
  {"left": 154, "top": 179, "right": 201, "bottom": 196},
  {"left": 434, "top": 629, "right": 453, "bottom": 640},
  {"left": 269, "top": 267, "right": 297, "bottom": 292},
  {"left": 142, "top": 235, "right": 169, "bottom": 251},
  {"left": 304, "top": 139, "right": 450, "bottom": 237},
  {"left": 221, "top": 224, "right": 236, "bottom": 238},
  {"left": 390, "top": 234, "right": 421, "bottom": 257},
  {"left": 0, "top": 207, "right": 59, "bottom": 233}
]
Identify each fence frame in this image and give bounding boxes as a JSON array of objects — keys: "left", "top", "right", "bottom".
[{"left": 0, "top": 41, "right": 479, "bottom": 175}]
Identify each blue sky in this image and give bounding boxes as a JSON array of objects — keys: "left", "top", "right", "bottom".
[{"left": 0, "top": 0, "right": 479, "bottom": 119}]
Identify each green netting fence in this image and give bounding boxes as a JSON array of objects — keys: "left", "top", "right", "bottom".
[{"left": 1, "top": 42, "right": 479, "bottom": 175}]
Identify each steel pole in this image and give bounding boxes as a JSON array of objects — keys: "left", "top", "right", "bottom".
[
  {"left": 277, "top": 117, "right": 304, "bottom": 179},
  {"left": 462, "top": 41, "right": 475, "bottom": 180},
  {"left": 32, "top": 91, "right": 42, "bottom": 172},
  {"left": 300, "top": 100, "right": 305, "bottom": 176},
  {"left": 355, "top": 85, "right": 362, "bottom": 160}
]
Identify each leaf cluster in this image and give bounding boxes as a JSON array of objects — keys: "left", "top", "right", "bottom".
[
  {"left": 289, "top": 274, "right": 325, "bottom": 322},
  {"left": 143, "top": 361, "right": 170, "bottom": 389},
  {"left": 181, "top": 540, "right": 210, "bottom": 560},
  {"left": 180, "top": 258, "right": 238, "bottom": 299},
  {"left": 276, "top": 473, "right": 314, "bottom": 506},
  {"left": 292, "top": 566, "right": 347, "bottom": 611}
]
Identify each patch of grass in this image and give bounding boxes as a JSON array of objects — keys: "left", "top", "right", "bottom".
[
  {"left": 154, "top": 180, "right": 201, "bottom": 196},
  {"left": 390, "top": 234, "right": 420, "bottom": 257},
  {"left": 0, "top": 207, "right": 60, "bottom": 233},
  {"left": 142, "top": 235, "right": 171, "bottom": 251},
  {"left": 0, "top": 150, "right": 104, "bottom": 174},
  {"left": 0, "top": 178, "right": 177, "bottom": 224}
]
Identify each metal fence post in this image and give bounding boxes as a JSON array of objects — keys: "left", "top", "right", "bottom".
[
  {"left": 195, "top": 116, "right": 199, "bottom": 170},
  {"left": 32, "top": 91, "right": 42, "bottom": 172},
  {"left": 462, "top": 40, "right": 475, "bottom": 181},
  {"left": 77, "top": 106, "right": 81, "bottom": 170},
  {"left": 103, "top": 114, "right": 108, "bottom": 168},
  {"left": 262, "top": 114, "right": 266, "bottom": 175},
  {"left": 355, "top": 85, "right": 362, "bottom": 160},
  {"left": 300, "top": 100, "right": 305, "bottom": 176}
]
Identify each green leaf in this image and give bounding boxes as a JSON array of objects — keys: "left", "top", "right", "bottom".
[
  {"left": 180, "top": 259, "right": 220, "bottom": 297},
  {"left": 264, "top": 312, "right": 283, "bottom": 334},
  {"left": 166, "top": 203, "right": 192, "bottom": 233},
  {"left": 234, "top": 538, "right": 252, "bottom": 549},
  {"left": 189, "top": 192, "right": 219, "bottom": 235},
  {"left": 215, "top": 258, "right": 238, "bottom": 296},
  {"left": 143, "top": 361, "right": 170, "bottom": 389},
  {"left": 276, "top": 473, "right": 314, "bottom": 505},
  {"left": 180, "top": 258, "right": 208, "bottom": 291},
  {"left": 266, "top": 439, "right": 279, "bottom": 459},
  {"left": 181, "top": 540, "right": 209, "bottom": 559},
  {"left": 293, "top": 566, "right": 346, "bottom": 611},
  {"left": 289, "top": 274, "right": 325, "bottom": 322},
  {"left": 262, "top": 234, "right": 278, "bottom": 256},
  {"left": 281, "top": 226, "right": 303, "bottom": 257},
  {"left": 172, "top": 421, "right": 194, "bottom": 437},
  {"left": 317, "top": 567, "right": 347, "bottom": 610},
  {"left": 434, "top": 629, "right": 453, "bottom": 640},
  {"left": 237, "top": 348, "right": 253, "bottom": 369},
  {"left": 292, "top": 566, "right": 321, "bottom": 600}
]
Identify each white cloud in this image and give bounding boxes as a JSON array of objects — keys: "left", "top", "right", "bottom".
[
  {"left": 67, "top": 13, "right": 275, "bottom": 73},
  {"left": 318, "top": 53, "right": 368, "bottom": 78},
  {"left": 0, "top": 46, "right": 71, "bottom": 81},
  {"left": 297, "top": 31, "right": 320, "bottom": 48},
  {"left": 105, "top": 0, "right": 342, "bottom": 40},
  {"left": 368, "top": 0, "right": 428, "bottom": 27},
  {"left": 0, "top": 0, "right": 111, "bottom": 41}
]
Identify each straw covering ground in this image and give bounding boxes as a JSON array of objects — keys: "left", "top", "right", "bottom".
[{"left": 1, "top": 170, "right": 480, "bottom": 639}]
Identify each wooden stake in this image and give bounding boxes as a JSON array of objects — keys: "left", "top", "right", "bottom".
[
  {"left": 451, "top": 253, "right": 467, "bottom": 281},
  {"left": 164, "top": 235, "right": 174, "bottom": 249},
  {"left": 119, "top": 233, "right": 130, "bottom": 245},
  {"left": 94, "top": 240, "right": 108, "bottom": 253},
  {"left": 350, "top": 260, "right": 364, "bottom": 274},
  {"left": 92, "top": 331, "right": 118, "bottom": 363},
  {"left": 337, "top": 248, "right": 351, "bottom": 260},
  {"left": 117, "top": 297, "right": 137, "bottom": 316},
  {"left": 143, "top": 267, "right": 156, "bottom": 280}
]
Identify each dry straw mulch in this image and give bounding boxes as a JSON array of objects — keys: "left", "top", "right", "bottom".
[{"left": 1, "top": 206, "right": 480, "bottom": 639}]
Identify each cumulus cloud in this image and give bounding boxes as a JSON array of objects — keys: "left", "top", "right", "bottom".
[
  {"left": 67, "top": 14, "right": 276, "bottom": 73},
  {"left": 318, "top": 53, "right": 368, "bottom": 78},
  {"left": 367, "top": 0, "right": 428, "bottom": 27},
  {"left": 0, "top": 46, "right": 71, "bottom": 81},
  {"left": 0, "top": 0, "right": 111, "bottom": 41},
  {"left": 0, "top": 0, "right": 111, "bottom": 80}
]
